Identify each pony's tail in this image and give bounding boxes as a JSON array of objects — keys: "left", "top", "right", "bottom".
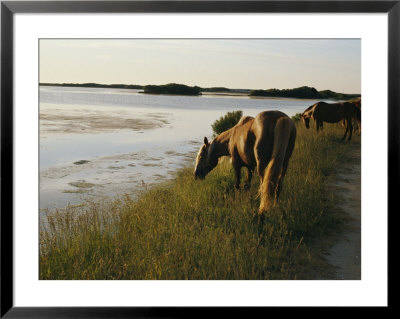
[{"left": 259, "top": 117, "right": 295, "bottom": 214}]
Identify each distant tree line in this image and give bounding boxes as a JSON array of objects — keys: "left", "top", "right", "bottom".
[
  {"left": 40, "top": 83, "right": 143, "bottom": 89},
  {"left": 39, "top": 82, "right": 252, "bottom": 95},
  {"left": 249, "top": 86, "right": 360, "bottom": 100},
  {"left": 40, "top": 83, "right": 360, "bottom": 100},
  {"left": 317, "top": 89, "right": 360, "bottom": 100}
]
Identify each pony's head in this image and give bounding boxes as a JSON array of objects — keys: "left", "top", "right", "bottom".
[
  {"left": 194, "top": 137, "right": 218, "bottom": 179},
  {"left": 301, "top": 114, "right": 310, "bottom": 129}
]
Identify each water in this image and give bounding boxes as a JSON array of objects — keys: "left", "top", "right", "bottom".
[{"left": 39, "top": 86, "right": 330, "bottom": 212}]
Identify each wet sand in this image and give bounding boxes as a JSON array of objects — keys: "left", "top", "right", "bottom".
[{"left": 40, "top": 104, "right": 170, "bottom": 135}]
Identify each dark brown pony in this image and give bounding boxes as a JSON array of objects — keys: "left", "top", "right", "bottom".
[
  {"left": 194, "top": 111, "right": 296, "bottom": 214},
  {"left": 301, "top": 101, "right": 358, "bottom": 141},
  {"left": 352, "top": 97, "right": 361, "bottom": 134}
]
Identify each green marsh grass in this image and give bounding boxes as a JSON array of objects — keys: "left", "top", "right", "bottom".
[{"left": 40, "top": 123, "right": 360, "bottom": 280}]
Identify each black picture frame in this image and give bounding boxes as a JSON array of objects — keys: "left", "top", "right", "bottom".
[{"left": 1, "top": 1, "right": 396, "bottom": 317}]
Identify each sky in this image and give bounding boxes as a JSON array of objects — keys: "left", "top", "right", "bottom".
[{"left": 40, "top": 39, "right": 361, "bottom": 94}]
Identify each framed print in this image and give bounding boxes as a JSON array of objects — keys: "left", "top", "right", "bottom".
[{"left": 1, "top": 0, "right": 396, "bottom": 317}]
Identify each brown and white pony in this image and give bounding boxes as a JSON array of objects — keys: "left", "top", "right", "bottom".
[{"left": 194, "top": 110, "right": 296, "bottom": 214}]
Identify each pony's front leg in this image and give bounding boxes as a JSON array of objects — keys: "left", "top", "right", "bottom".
[
  {"left": 244, "top": 168, "right": 253, "bottom": 190},
  {"left": 316, "top": 120, "right": 323, "bottom": 132},
  {"left": 232, "top": 161, "right": 242, "bottom": 189},
  {"left": 341, "top": 120, "right": 349, "bottom": 141}
]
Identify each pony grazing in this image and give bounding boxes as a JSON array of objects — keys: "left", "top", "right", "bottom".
[
  {"left": 300, "top": 101, "right": 359, "bottom": 141},
  {"left": 194, "top": 111, "right": 296, "bottom": 214}
]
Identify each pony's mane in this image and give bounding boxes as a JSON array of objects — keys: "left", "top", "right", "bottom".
[
  {"left": 207, "top": 140, "right": 217, "bottom": 163},
  {"left": 195, "top": 143, "right": 208, "bottom": 167},
  {"left": 237, "top": 116, "right": 254, "bottom": 126},
  {"left": 302, "top": 103, "right": 317, "bottom": 115}
]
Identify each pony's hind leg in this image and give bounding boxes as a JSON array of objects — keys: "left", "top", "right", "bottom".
[
  {"left": 254, "top": 137, "right": 273, "bottom": 210},
  {"left": 341, "top": 118, "right": 353, "bottom": 141},
  {"left": 276, "top": 129, "right": 296, "bottom": 199},
  {"left": 258, "top": 117, "right": 294, "bottom": 214},
  {"left": 244, "top": 168, "right": 253, "bottom": 190},
  {"left": 254, "top": 139, "right": 273, "bottom": 180}
]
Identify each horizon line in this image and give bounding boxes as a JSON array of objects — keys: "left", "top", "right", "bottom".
[{"left": 38, "top": 82, "right": 361, "bottom": 95}]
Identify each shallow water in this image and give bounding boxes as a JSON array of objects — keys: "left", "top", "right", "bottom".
[{"left": 39, "top": 86, "right": 331, "bottom": 213}]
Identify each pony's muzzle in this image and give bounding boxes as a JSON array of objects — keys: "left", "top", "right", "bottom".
[
  {"left": 304, "top": 118, "right": 310, "bottom": 129},
  {"left": 194, "top": 168, "right": 206, "bottom": 180},
  {"left": 194, "top": 173, "right": 205, "bottom": 180}
]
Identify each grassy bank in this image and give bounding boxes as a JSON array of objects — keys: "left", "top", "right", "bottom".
[{"left": 40, "top": 123, "right": 360, "bottom": 280}]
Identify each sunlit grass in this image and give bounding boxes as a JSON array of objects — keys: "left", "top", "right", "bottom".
[{"left": 40, "top": 123, "right": 360, "bottom": 280}]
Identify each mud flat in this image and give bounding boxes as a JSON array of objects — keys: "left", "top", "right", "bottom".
[{"left": 40, "top": 103, "right": 170, "bottom": 135}]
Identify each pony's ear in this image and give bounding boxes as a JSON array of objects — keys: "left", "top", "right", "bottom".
[{"left": 204, "top": 137, "right": 209, "bottom": 145}]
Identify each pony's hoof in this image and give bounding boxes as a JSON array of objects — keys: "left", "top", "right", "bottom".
[{"left": 253, "top": 212, "right": 267, "bottom": 224}]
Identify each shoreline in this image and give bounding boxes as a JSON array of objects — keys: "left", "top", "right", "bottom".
[{"left": 40, "top": 84, "right": 359, "bottom": 101}]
